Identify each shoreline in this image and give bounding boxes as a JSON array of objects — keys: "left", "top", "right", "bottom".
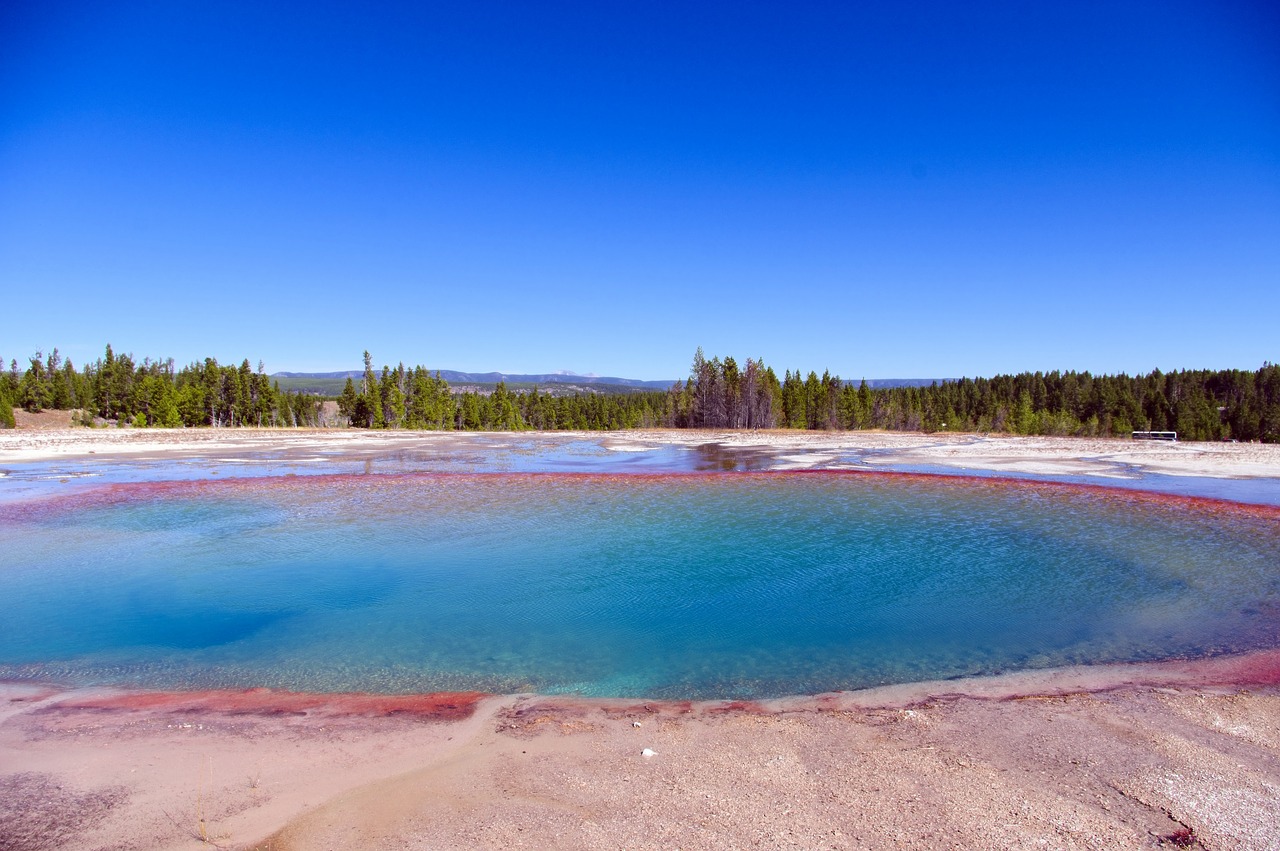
[
  {"left": 9, "top": 465, "right": 1280, "bottom": 517},
  {"left": 4, "top": 430, "right": 1280, "bottom": 519},
  {"left": 8, "top": 644, "right": 1280, "bottom": 718},
  {"left": 4, "top": 426, "right": 1280, "bottom": 480},
  {"left": 4, "top": 651, "right": 1280, "bottom": 849}
]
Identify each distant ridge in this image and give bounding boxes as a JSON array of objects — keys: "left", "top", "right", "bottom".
[
  {"left": 860, "top": 378, "right": 957, "bottom": 389},
  {"left": 270, "top": 370, "right": 677, "bottom": 393},
  {"left": 270, "top": 370, "right": 953, "bottom": 394}
]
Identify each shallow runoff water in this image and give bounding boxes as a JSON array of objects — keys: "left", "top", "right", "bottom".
[{"left": 2, "top": 450, "right": 1279, "bottom": 699}]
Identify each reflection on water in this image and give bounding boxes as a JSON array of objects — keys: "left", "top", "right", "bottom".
[
  {"left": 2, "top": 472, "right": 1277, "bottom": 698},
  {"left": 689, "top": 443, "right": 777, "bottom": 471},
  {"left": 3, "top": 434, "right": 1279, "bottom": 506}
]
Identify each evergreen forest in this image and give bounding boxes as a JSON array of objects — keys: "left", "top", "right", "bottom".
[{"left": 2, "top": 345, "right": 1278, "bottom": 442}]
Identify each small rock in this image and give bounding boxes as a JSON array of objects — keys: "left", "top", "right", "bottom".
[
  {"left": 641, "top": 748, "right": 657, "bottom": 758},
  {"left": 632, "top": 721, "right": 642, "bottom": 728}
]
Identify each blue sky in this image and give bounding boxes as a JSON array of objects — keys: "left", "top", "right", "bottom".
[{"left": 2, "top": 1, "right": 1277, "bottom": 380}]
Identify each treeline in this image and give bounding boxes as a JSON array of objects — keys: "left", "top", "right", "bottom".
[
  {"left": 336, "top": 352, "right": 665, "bottom": 431},
  {"left": 665, "top": 349, "right": 1280, "bottom": 442},
  {"left": 0, "top": 346, "right": 325, "bottom": 428},
  {"left": 3, "top": 345, "right": 1278, "bottom": 442}
]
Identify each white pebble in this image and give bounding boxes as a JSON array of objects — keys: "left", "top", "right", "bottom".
[{"left": 641, "top": 748, "right": 657, "bottom": 758}]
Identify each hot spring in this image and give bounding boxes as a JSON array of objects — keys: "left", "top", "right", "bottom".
[{"left": 2, "top": 470, "right": 1277, "bottom": 699}]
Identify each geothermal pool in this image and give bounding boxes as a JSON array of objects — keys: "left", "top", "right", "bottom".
[{"left": 2, "top": 470, "right": 1277, "bottom": 699}]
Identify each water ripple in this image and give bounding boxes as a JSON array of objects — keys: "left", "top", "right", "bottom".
[{"left": 2, "top": 472, "right": 1278, "bottom": 698}]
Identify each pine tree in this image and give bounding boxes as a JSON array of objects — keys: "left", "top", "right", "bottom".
[
  {"left": 360, "top": 351, "right": 383, "bottom": 428},
  {"left": 338, "top": 378, "right": 359, "bottom": 426},
  {"left": 380, "top": 365, "right": 404, "bottom": 428},
  {"left": 20, "top": 352, "right": 51, "bottom": 413},
  {"left": 0, "top": 384, "right": 15, "bottom": 428}
]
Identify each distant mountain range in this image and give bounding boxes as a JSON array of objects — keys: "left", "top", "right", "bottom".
[
  {"left": 860, "top": 378, "right": 957, "bottom": 389},
  {"left": 270, "top": 370, "right": 675, "bottom": 391},
  {"left": 270, "top": 370, "right": 954, "bottom": 395}
]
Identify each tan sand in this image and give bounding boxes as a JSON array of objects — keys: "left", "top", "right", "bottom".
[{"left": 3, "top": 651, "right": 1279, "bottom": 850}]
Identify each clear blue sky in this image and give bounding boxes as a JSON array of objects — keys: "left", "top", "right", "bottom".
[{"left": 3, "top": 1, "right": 1277, "bottom": 380}]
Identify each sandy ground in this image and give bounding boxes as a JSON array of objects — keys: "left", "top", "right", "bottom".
[
  {"left": 4, "top": 426, "right": 1280, "bottom": 849},
  {"left": 3, "top": 652, "right": 1280, "bottom": 851},
  {"left": 3, "top": 425, "right": 1280, "bottom": 481}
]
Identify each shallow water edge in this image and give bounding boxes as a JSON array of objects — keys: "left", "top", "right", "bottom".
[
  {"left": 7, "top": 646, "right": 1279, "bottom": 722},
  {"left": 4, "top": 429, "right": 1280, "bottom": 505}
]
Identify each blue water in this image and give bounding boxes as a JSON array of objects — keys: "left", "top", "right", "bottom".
[{"left": 2, "top": 471, "right": 1277, "bottom": 699}]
